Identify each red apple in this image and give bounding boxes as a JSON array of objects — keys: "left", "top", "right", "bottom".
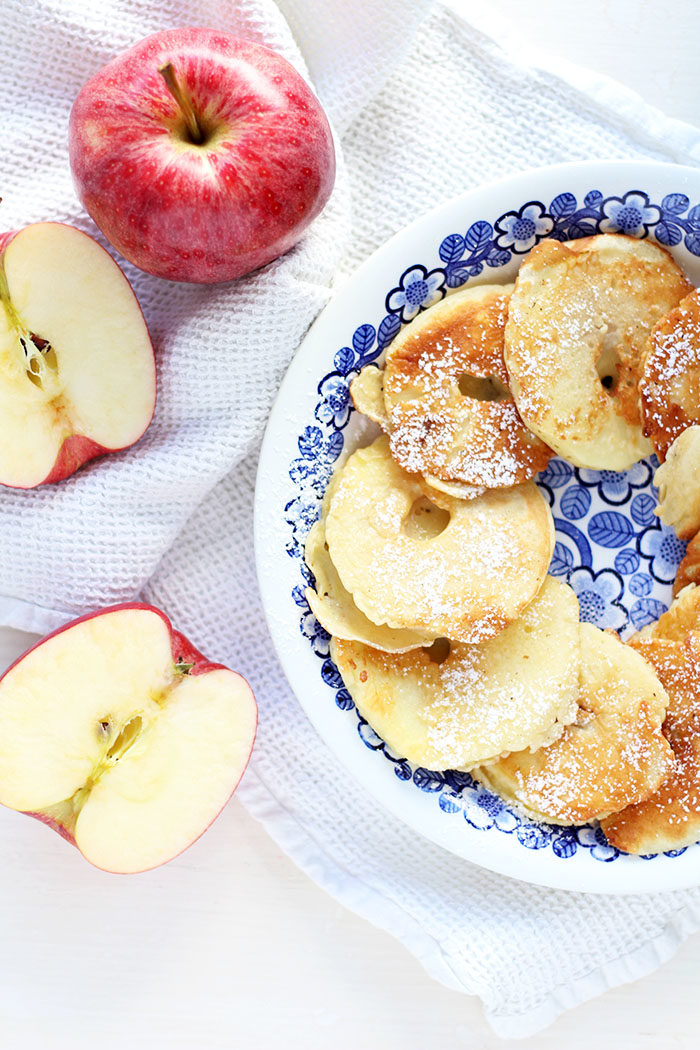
[
  {"left": 0, "top": 604, "right": 257, "bottom": 873},
  {"left": 0, "top": 222, "right": 156, "bottom": 488},
  {"left": 68, "top": 27, "right": 336, "bottom": 284}
]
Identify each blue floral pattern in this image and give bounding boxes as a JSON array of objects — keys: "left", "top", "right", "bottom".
[
  {"left": 567, "top": 566, "right": 627, "bottom": 632},
  {"left": 315, "top": 374, "right": 352, "bottom": 429},
  {"left": 638, "top": 523, "right": 687, "bottom": 584},
  {"left": 386, "top": 265, "right": 445, "bottom": 322},
  {"left": 495, "top": 201, "right": 554, "bottom": 253},
  {"left": 284, "top": 185, "right": 700, "bottom": 866},
  {"left": 300, "top": 609, "right": 330, "bottom": 658},
  {"left": 599, "top": 191, "right": 661, "bottom": 237},
  {"left": 577, "top": 461, "right": 652, "bottom": 505}
]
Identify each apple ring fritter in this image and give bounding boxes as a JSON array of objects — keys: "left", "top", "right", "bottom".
[
  {"left": 640, "top": 289, "right": 700, "bottom": 460},
  {"left": 473, "top": 624, "right": 674, "bottom": 825},
  {"left": 504, "top": 234, "right": 691, "bottom": 470},
  {"left": 304, "top": 480, "right": 435, "bottom": 653},
  {"left": 601, "top": 635, "right": 700, "bottom": 854},
  {"left": 350, "top": 365, "right": 486, "bottom": 503},
  {"left": 379, "top": 283, "right": 552, "bottom": 488},
  {"left": 654, "top": 426, "right": 700, "bottom": 540},
  {"left": 330, "top": 576, "right": 580, "bottom": 770},
  {"left": 324, "top": 436, "right": 554, "bottom": 644}
]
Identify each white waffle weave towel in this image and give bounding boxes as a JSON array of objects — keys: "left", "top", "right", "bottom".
[{"left": 3, "top": 0, "right": 700, "bottom": 1036}]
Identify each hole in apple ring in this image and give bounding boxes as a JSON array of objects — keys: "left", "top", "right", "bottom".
[
  {"left": 402, "top": 496, "right": 450, "bottom": 540},
  {"left": 424, "top": 637, "right": 451, "bottom": 664},
  {"left": 457, "top": 372, "right": 510, "bottom": 402},
  {"left": 595, "top": 342, "right": 620, "bottom": 393}
]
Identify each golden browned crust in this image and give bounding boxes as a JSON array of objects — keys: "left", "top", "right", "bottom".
[
  {"left": 383, "top": 284, "right": 552, "bottom": 488},
  {"left": 640, "top": 289, "right": 700, "bottom": 460}
]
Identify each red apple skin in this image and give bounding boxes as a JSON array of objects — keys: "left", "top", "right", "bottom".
[
  {"left": 1, "top": 603, "right": 257, "bottom": 871},
  {"left": 0, "top": 223, "right": 157, "bottom": 488},
  {"left": 68, "top": 27, "right": 336, "bottom": 284},
  {"left": 30, "top": 810, "right": 77, "bottom": 846},
  {"left": 0, "top": 603, "right": 238, "bottom": 689},
  {"left": 42, "top": 435, "right": 112, "bottom": 486}
]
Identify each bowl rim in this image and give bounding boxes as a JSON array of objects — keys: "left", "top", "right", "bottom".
[{"left": 254, "top": 159, "right": 700, "bottom": 894}]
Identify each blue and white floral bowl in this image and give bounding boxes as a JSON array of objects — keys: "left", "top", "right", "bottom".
[{"left": 255, "top": 162, "right": 700, "bottom": 894}]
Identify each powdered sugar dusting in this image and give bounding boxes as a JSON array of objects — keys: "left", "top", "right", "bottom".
[
  {"left": 640, "top": 288, "right": 700, "bottom": 457},
  {"left": 326, "top": 437, "right": 553, "bottom": 643},
  {"left": 333, "top": 578, "right": 580, "bottom": 770},
  {"left": 504, "top": 236, "right": 689, "bottom": 467},
  {"left": 480, "top": 626, "right": 673, "bottom": 824},
  {"left": 601, "top": 633, "right": 700, "bottom": 849},
  {"left": 384, "top": 288, "right": 551, "bottom": 487}
]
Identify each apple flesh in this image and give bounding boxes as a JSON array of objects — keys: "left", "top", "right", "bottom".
[
  {"left": 68, "top": 27, "right": 336, "bottom": 283},
  {"left": 0, "top": 222, "right": 156, "bottom": 488},
  {"left": 0, "top": 605, "right": 257, "bottom": 873}
]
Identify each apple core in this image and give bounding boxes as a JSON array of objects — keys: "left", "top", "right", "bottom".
[
  {"left": 0, "top": 604, "right": 257, "bottom": 873},
  {"left": 0, "top": 222, "right": 156, "bottom": 488}
]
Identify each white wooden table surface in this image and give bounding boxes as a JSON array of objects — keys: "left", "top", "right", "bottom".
[{"left": 3, "top": 2, "right": 700, "bottom": 1047}]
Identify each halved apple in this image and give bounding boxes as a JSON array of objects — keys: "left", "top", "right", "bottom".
[
  {"left": 0, "top": 605, "right": 257, "bottom": 873},
  {"left": 0, "top": 222, "right": 156, "bottom": 488}
]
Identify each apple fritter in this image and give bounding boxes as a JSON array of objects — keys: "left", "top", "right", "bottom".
[
  {"left": 304, "top": 486, "right": 435, "bottom": 653},
  {"left": 474, "top": 624, "right": 674, "bottom": 825},
  {"left": 349, "top": 366, "right": 389, "bottom": 429},
  {"left": 324, "top": 435, "right": 554, "bottom": 644},
  {"left": 504, "top": 234, "right": 691, "bottom": 470},
  {"left": 602, "top": 635, "right": 700, "bottom": 854},
  {"left": 675, "top": 534, "right": 700, "bottom": 597},
  {"left": 331, "top": 576, "right": 580, "bottom": 770},
  {"left": 380, "top": 283, "right": 552, "bottom": 488}
]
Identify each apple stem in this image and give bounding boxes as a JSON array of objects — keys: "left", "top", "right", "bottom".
[{"left": 158, "top": 62, "right": 205, "bottom": 145}]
